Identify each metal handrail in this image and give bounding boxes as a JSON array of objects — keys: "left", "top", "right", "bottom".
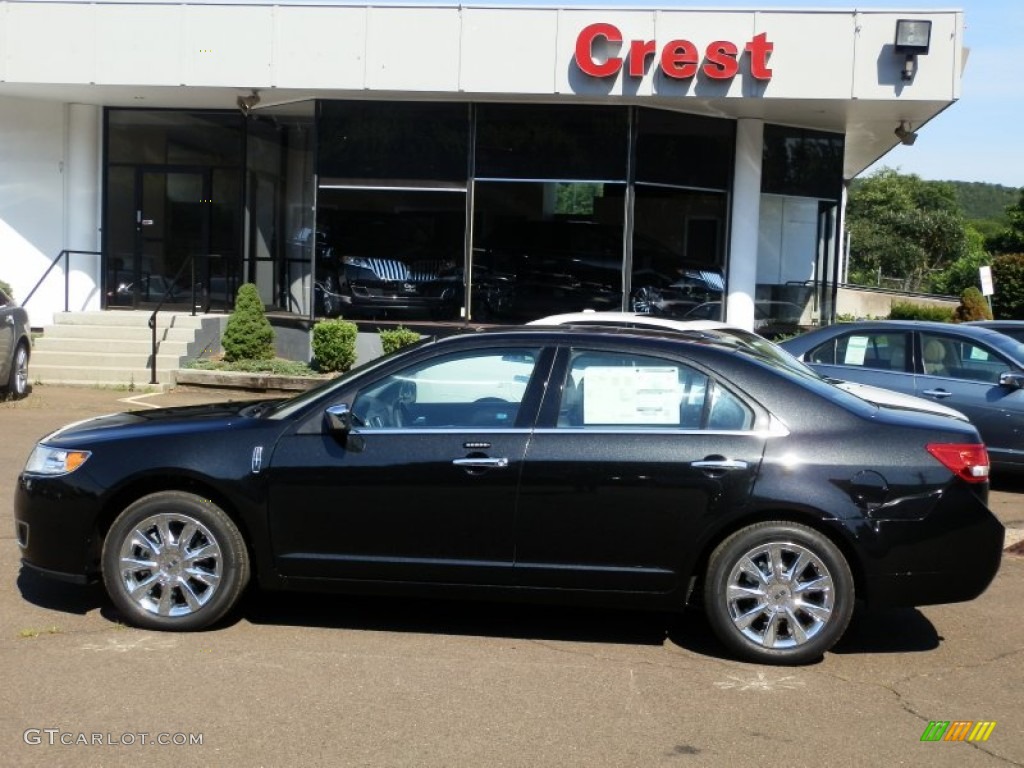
[
  {"left": 21, "top": 250, "right": 102, "bottom": 311},
  {"left": 148, "top": 256, "right": 198, "bottom": 385}
]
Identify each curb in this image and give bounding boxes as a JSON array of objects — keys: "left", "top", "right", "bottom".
[{"left": 173, "top": 369, "right": 331, "bottom": 392}]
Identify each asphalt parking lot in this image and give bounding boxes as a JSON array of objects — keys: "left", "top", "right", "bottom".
[{"left": 1, "top": 385, "right": 1022, "bottom": 767}]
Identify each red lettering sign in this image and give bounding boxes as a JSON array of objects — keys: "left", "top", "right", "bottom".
[{"left": 574, "top": 23, "right": 774, "bottom": 81}]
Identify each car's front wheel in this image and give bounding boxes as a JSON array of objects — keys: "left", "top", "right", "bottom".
[
  {"left": 102, "top": 491, "right": 250, "bottom": 631},
  {"left": 703, "top": 521, "right": 854, "bottom": 665},
  {"left": 5, "top": 342, "right": 29, "bottom": 398}
]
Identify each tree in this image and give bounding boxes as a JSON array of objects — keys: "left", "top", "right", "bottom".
[
  {"left": 222, "top": 283, "right": 275, "bottom": 362},
  {"left": 931, "top": 224, "right": 989, "bottom": 296},
  {"left": 954, "top": 287, "right": 992, "bottom": 322},
  {"left": 987, "top": 189, "right": 1024, "bottom": 255},
  {"left": 846, "top": 168, "right": 970, "bottom": 292},
  {"left": 991, "top": 254, "right": 1024, "bottom": 319}
]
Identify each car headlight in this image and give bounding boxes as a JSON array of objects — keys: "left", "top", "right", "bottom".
[{"left": 24, "top": 445, "right": 91, "bottom": 476}]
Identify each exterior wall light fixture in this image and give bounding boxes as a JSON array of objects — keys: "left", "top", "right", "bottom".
[
  {"left": 894, "top": 19, "right": 931, "bottom": 81},
  {"left": 895, "top": 121, "right": 918, "bottom": 146}
]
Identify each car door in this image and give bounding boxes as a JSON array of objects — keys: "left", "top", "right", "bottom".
[
  {"left": 914, "top": 331, "right": 1024, "bottom": 463},
  {"left": 802, "top": 328, "right": 915, "bottom": 396},
  {"left": 515, "top": 346, "right": 766, "bottom": 593},
  {"left": 266, "top": 345, "right": 553, "bottom": 585}
]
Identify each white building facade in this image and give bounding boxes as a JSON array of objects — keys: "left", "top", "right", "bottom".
[{"left": 0, "top": 2, "right": 964, "bottom": 331}]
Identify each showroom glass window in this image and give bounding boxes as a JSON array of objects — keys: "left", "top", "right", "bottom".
[
  {"left": 629, "top": 110, "right": 731, "bottom": 320},
  {"left": 473, "top": 104, "right": 629, "bottom": 323},
  {"left": 315, "top": 101, "right": 470, "bottom": 322}
]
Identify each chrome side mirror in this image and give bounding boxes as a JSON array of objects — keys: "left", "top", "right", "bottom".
[{"left": 998, "top": 372, "right": 1024, "bottom": 390}]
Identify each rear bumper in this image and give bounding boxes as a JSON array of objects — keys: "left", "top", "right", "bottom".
[{"left": 860, "top": 487, "right": 1004, "bottom": 608}]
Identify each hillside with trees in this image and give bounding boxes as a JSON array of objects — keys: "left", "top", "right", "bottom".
[{"left": 845, "top": 169, "right": 1024, "bottom": 317}]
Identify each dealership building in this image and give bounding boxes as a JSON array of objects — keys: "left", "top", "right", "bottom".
[{"left": 1, "top": 1, "right": 964, "bottom": 342}]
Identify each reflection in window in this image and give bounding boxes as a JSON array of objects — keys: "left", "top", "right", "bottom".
[
  {"left": 472, "top": 182, "right": 626, "bottom": 322},
  {"left": 762, "top": 125, "right": 844, "bottom": 200},
  {"left": 315, "top": 187, "right": 467, "bottom": 322},
  {"left": 352, "top": 348, "right": 540, "bottom": 429},
  {"left": 558, "top": 351, "right": 752, "bottom": 431}
]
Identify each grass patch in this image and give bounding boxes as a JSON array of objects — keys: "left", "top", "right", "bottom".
[
  {"left": 19, "top": 626, "right": 61, "bottom": 638},
  {"left": 183, "top": 357, "right": 318, "bottom": 377}
]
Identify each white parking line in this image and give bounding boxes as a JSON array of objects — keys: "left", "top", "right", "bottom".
[{"left": 117, "top": 392, "right": 164, "bottom": 410}]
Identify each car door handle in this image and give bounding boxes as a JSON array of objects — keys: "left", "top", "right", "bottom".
[
  {"left": 691, "top": 459, "right": 748, "bottom": 471},
  {"left": 922, "top": 389, "right": 953, "bottom": 399},
  {"left": 452, "top": 457, "right": 509, "bottom": 469}
]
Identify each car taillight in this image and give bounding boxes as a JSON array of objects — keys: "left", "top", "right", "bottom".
[{"left": 926, "top": 443, "right": 990, "bottom": 483}]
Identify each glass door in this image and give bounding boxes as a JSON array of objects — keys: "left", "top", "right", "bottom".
[{"left": 135, "top": 169, "right": 209, "bottom": 310}]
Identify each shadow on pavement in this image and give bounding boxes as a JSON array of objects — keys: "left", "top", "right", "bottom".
[
  {"left": 831, "top": 606, "right": 939, "bottom": 654},
  {"left": 16, "top": 566, "right": 105, "bottom": 616}
]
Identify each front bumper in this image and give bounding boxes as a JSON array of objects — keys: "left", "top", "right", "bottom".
[{"left": 14, "top": 472, "right": 104, "bottom": 582}]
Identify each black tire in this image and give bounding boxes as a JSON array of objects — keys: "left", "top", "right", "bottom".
[
  {"left": 102, "top": 491, "right": 250, "bottom": 631},
  {"left": 5, "top": 342, "right": 29, "bottom": 399},
  {"left": 703, "top": 521, "right": 854, "bottom": 665}
]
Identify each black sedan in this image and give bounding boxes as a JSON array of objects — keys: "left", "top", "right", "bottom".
[
  {"left": 781, "top": 320, "right": 1024, "bottom": 471},
  {"left": 1, "top": 286, "right": 30, "bottom": 398},
  {"left": 16, "top": 327, "right": 1004, "bottom": 665}
]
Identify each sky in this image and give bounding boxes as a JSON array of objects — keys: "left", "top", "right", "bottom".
[{"left": 554, "top": 0, "right": 1024, "bottom": 188}]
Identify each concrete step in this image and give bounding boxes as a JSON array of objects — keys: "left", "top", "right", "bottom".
[
  {"left": 30, "top": 364, "right": 176, "bottom": 386},
  {"left": 31, "top": 350, "right": 184, "bottom": 368},
  {"left": 33, "top": 337, "right": 191, "bottom": 355},
  {"left": 51, "top": 311, "right": 211, "bottom": 329},
  {"left": 38, "top": 325, "right": 198, "bottom": 342}
]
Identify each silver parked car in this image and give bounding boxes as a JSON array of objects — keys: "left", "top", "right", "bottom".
[
  {"left": 0, "top": 287, "right": 30, "bottom": 398},
  {"left": 782, "top": 320, "right": 1024, "bottom": 471}
]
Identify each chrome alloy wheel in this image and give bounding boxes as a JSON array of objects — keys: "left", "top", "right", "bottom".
[
  {"left": 117, "top": 513, "right": 223, "bottom": 618},
  {"left": 725, "top": 541, "right": 835, "bottom": 649},
  {"left": 13, "top": 345, "right": 28, "bottom": 395}
]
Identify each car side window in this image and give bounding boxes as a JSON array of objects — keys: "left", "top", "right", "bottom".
[
  {"left": 556, "top": 350, "right": 753, "bottom": 431},
  {"left": 920, "top": 333, "right": 1009, "bottom": 383},
  {"left": 808, "top": 332, "right": 909, "bottom": 372},
  {"left": 352, "top": 347, "right": 541, "bottom": 429}
]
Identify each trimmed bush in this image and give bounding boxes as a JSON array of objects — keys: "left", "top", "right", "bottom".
[
  {"left": 0, "top": 279, "right": 12, "bottom": 299},
  {"left": 222, "top": 283, "right": 275, "bottom": 362},
  {"left": 992, "top": 253, "right": 1024, "bottom": 319},
  {"left": 312, "top": 319, "right": 358, "bottom": 373},
  {"left": 888, "top": 301, "right": 954, "bottom": 323},
  {"left": 379, "top": 326, "right": 421, "bottom": 355},
  {"left": 954, "top": 286, "right": 993, "bottom": 322}
]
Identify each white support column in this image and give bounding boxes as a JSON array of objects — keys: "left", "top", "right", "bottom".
[
  {"left": 65, "top": 103, "right": 102, "bottom": 311},
  {"left": 726, "top": 118, "right": 764, "bottom": 331}
]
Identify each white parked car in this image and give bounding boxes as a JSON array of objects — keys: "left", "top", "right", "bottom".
[{"left": 529, "top": 312, "right": 969, "bottom": 422}]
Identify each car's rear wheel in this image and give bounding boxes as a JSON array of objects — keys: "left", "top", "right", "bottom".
[
  {"left": 704, "top": 521, "right": 854, "bottom": 665},
  {"left": 6, "top": 342, "right": 29, "bottom": 398},
  {"left": 102, "top": 491, "right": 250, "bottom": 631}
]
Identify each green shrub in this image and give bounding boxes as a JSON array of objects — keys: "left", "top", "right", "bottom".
[
  {"left": 888, "top": 301, "right": 954, "bottom": 322},
  {"left": 312, "top": 319, "right": 358, "bottom": 373},
  {"left": 0, "top": 279, "right": 12, "bottom": 299},
  {"left": 954, "top": 286, "right": 993, "bottom": 322},
  {"left": 992, "top": 253, "right": 1024, "bottom": 319},
  {"left": 379, "top": 326, "right": 421, "bottom": 355},
  {"left": 221, "top": 283, "right": 275, "bottom": 362}
]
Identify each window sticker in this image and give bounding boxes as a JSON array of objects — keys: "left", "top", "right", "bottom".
[
  {"left": 843, "top": 336, "right": 869, "bottom": 366},
  {"left": 582, "top": 366, "right": 681, "bottom": 425},
  {"left": 968, "top": 346, "right": 990, "bottom": 362}
]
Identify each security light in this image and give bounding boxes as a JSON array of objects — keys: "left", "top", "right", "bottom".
[{"left": 895, "top": 19, "right": 931, "bottom": 81}]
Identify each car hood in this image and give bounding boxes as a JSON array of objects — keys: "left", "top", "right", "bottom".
[
  {"left": 39, "top": 400, "right": 279, "bottom": 446},
  {"left": 831, "top": 380, "right": 969, "bottom": 422}
]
